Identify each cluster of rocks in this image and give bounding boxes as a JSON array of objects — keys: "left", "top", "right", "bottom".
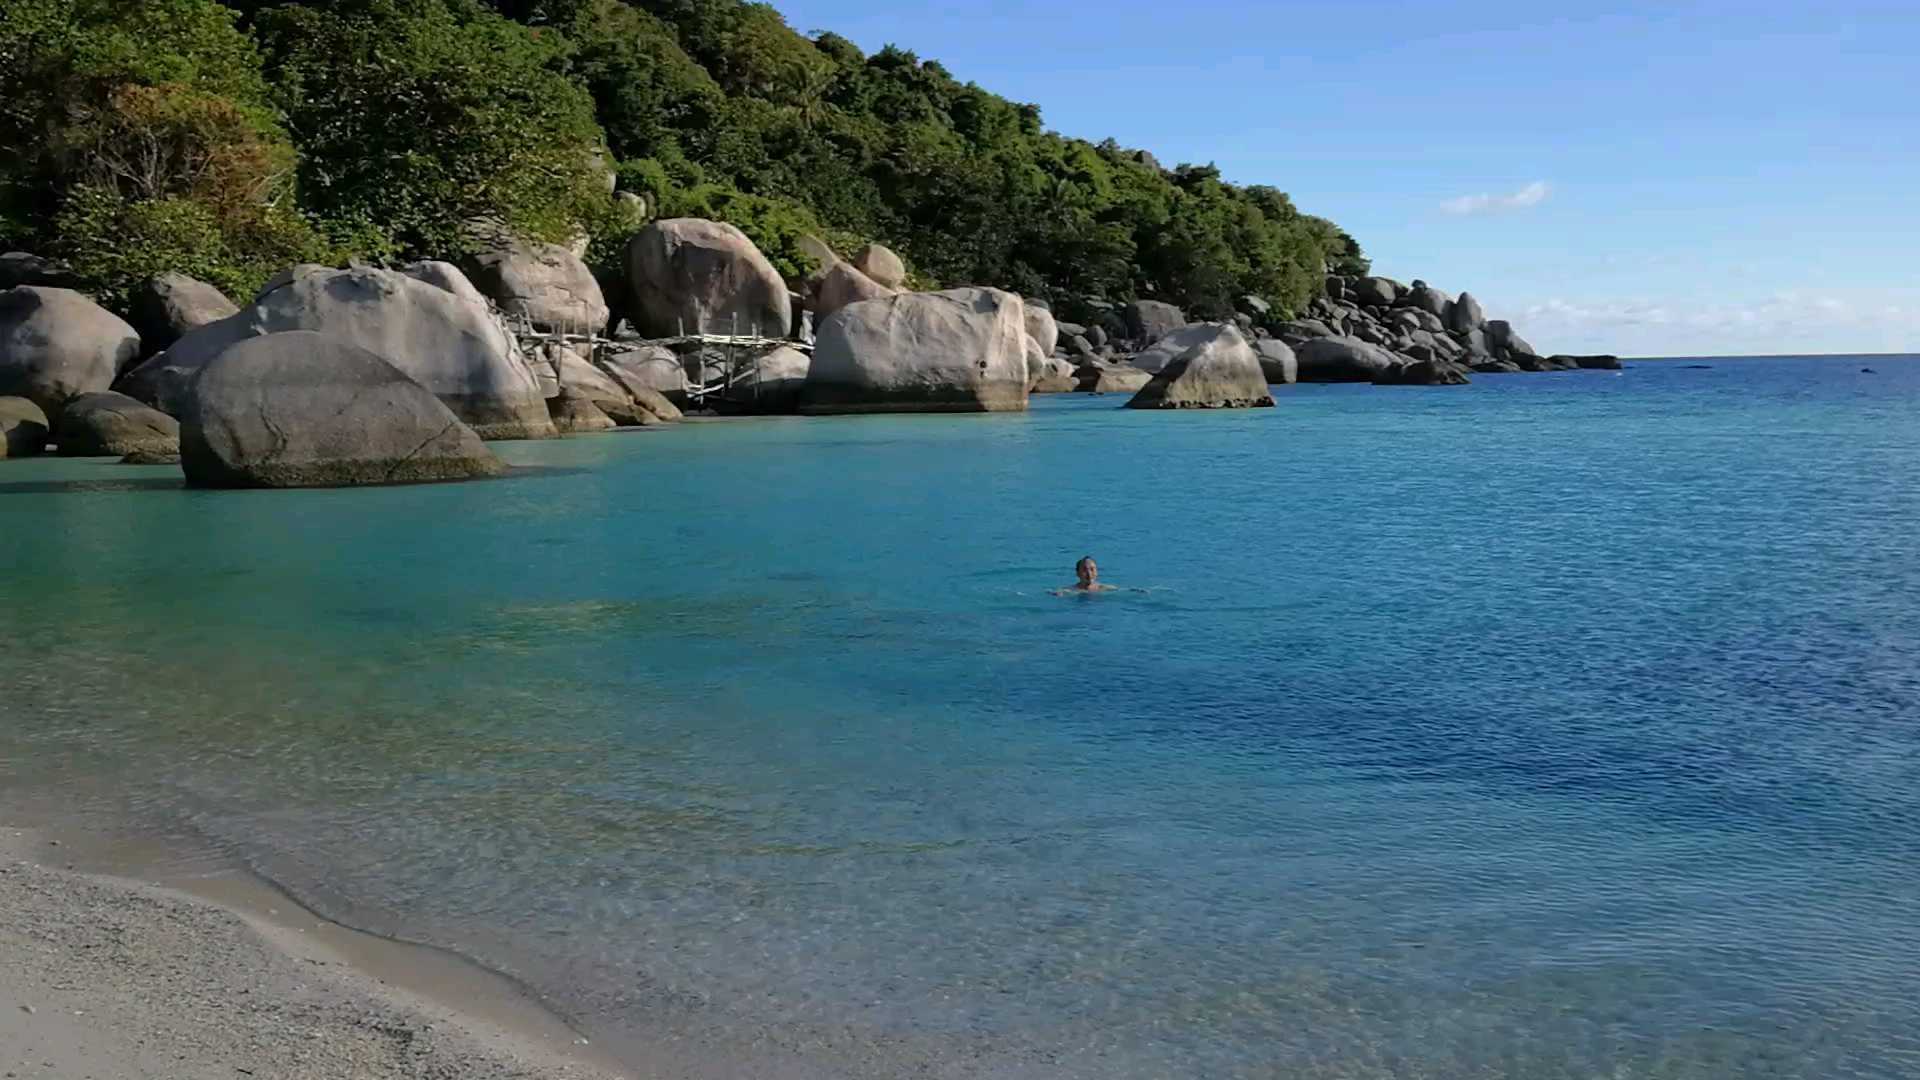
[
  {"left": 0, "top": 244, "right": 679, "bottom": 483},
  {"left": 0, "top": 213, "right": 1623, "bottom": 487},
  {"left": 1277, "top": 274, "right": 1618, "bottom": 383}
]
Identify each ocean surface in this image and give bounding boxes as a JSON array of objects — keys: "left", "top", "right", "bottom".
[{"left": 3, "top": 355, "right": 1918, "bottom": 1079}]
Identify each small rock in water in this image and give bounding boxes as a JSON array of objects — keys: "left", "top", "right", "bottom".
[{"left": 18, "top": 1003, "right": 33, "bottom": 1014}]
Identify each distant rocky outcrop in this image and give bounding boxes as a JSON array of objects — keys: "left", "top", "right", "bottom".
[
  {"left": 55, "top": 391, "right": 179, "bottom": 457},
  {"left": 1124, "top": 324, "right": 1273, "bottom": 409},
  {"left": 181, "top": 331, "right": 505, "bottom": 487},
  {"left": 626, "top": 218, "right": 791, "bottom": 338},
  {"left": 1276, "top": 273, "right": 1572, "bottom": 385},
  {"left": 1296, "top": 336, "right": 1400, "bottom": 382},
  {"left": 802, "top": 287, "right": 1029, "bottom": 414},
  {"left": 0, "top": 287, "right": 140, "bottom": 422}
]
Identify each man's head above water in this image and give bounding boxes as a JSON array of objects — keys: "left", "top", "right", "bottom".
[{"left": 1075, "top": 556, "right": 1098, "bottom": 588}]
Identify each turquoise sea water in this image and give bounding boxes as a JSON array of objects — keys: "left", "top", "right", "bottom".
[{"left": 4, "top": 356, "right": 1919, "bottom": 1078}]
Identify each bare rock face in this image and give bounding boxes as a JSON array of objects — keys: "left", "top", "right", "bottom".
[
  {"left": 801, "top": 287, "right": 1030, "bottom": 414},
  {"left": 1073, "top": 360, "right": 1153, "bottom": 394},
  {"left": 1254, "top": 339, "right": 1297, "bottom": 385},
  {"left": 548, "top": 388, "right": 617, "bottom": 434},
  {"left": 1028, "top": 353, "right": 1076, "bottom": 394},
  {"left": 55, "top": 391, "right": 180, "bottom": 457},
  {"left": 120, "top": 267, "right": 553, "bottom": 439},
  {"left": 1296, "top": 336, "right": 1402, "bottom": 383},
  {"left": 851, "top": 243, "right": 906, "bottom": 289},
  {"left": 720, "top": 345, "right": 810, "bottom": 414},
  {"left": 1122, "top": 299, "right": 1186, "bottom": 346},
  {"left": 398, "top": 261, "right": 490, "bottom": 306},
  {"left": 181, "top": 331, "right": 504, "bottom": 487},
  {"left": 1351, "top": 276, "right": 1401, "bottom": 308},
  {"left": 129, "top": 273, "right": 237, "bottom": 358},
  {"left": 0, "top": 287, "right": 140, "bottom": 422},
  {"left": 1131, "top": 324, "right": 1232, "bottom": 374},
  {"left": 624, "top": 218, "right": 791, "bottom": 338},
  {"left": 462, "top": 238, "right": 609, "bottom": 334},
  {"left": 1445, "top": 292, "right": 1487, "bottom": 334},
  {"left": 1124, "top": 324, "right": 1274, "bottom": 409},
  {"left": 1023, "top": 303, "right": 1059, "bottom": 357},
  {"left": 810, "top": 261, "right": 897, "bottom": 323},
  {"left": 0, "top": 396, "right": 50, "bottom": 457}
]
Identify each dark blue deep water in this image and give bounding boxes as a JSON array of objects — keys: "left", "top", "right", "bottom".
[{"left": 3, "top": 356, "right": 1918, "bottom": 1078}]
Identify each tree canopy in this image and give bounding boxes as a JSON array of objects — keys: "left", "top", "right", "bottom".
[{"left": 0, "top": 0, "right": 1369, "bottom": 319}]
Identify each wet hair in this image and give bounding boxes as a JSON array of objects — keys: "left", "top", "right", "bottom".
[{"left": 1076, "top": 556, "right": 1096, "bottom": 574}]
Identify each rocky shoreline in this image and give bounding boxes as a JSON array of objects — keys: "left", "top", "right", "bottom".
[{"left": 0, "top": 221, "right": 1616, "bottom": 487}]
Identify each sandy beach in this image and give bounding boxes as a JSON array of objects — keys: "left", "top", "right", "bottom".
[{"left": 0, "top": 827, "right": 632, "bottom": 1080}]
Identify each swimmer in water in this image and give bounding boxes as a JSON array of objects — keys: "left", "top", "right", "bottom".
[{"left": 1053, "top": 556, "right": 1118, "bottom": 595}]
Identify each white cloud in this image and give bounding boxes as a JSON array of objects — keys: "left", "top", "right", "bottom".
[
  {"left": 1513, "top": 289, "right": 1920, "bottom": 357},
  {"left": 1440, "top": 180, "right": 1551, "bottom": 216}
]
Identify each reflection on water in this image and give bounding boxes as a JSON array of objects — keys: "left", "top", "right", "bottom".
[{"left": 5, "top": 358, "right": 1920, "bottom": 1078}]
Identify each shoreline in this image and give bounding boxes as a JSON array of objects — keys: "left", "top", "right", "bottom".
[{"left": 1, "top": 822, "right": 634, "bottom": 1079}]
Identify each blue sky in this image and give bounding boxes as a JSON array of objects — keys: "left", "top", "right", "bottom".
[{"left": 773, "top": 1, "right": 1919, "bottom": 356}]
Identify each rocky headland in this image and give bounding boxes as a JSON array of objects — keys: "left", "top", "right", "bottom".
[{"left": 0, "top": 219, "right": 1617, "bottom": 487}]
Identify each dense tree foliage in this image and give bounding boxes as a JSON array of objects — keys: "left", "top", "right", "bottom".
[{"left": 1, "top": 0, "right": 1368, "bottom": 319}]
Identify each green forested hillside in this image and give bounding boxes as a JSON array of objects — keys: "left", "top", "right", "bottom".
[{"left": 0, "top": 0, "right": 1369, "bottom": 319}]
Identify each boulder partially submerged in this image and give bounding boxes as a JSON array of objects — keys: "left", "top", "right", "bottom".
[
  {"left": 1074, "top": 360, "right": 1153, "bottom": 394},
  {"left": 0, "top": 287, "right": 140, "bottom": 422},
  {"left": 55, "top": 391, "right": 180, "bottom": 457},
  {"left": 1124, "top": 324, "right": 1273, "bottom": 409},
  {"left": 0, "top": 396, "right": 49, "bottom": 458},
  {"left": 1254, "top": 339, "right": 1297, "bottom": 385},
  {"left": 181, "top": 332, "right": 505, "bottom": 487},
  {"left": 801, "top": 287, "right": 1030, "bottom": 414},
  {"left": 1296, "top": 336, "right": 1401, "bottom": 383},
  {"left": 121, "top": 267, "right": 552, "bottom": 439}
]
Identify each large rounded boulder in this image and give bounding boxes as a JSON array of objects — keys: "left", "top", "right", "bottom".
[
  {"left": 1023, "top": 303, "right": 1059, "bottom": 357},
  {"left": 398, "top": 260, "right": 490, "bottom": 305},
  {"left": 625, "top": 218, "right": 791, "bottom": 339},
  {"left": 851, "top": 243, "right": 907, "bottom": 289},
  {"left": 1124, "top": 324, "right": 1274, "bottom": 410},
  {"left": 801, "top": 287, "right": 1030, "bottom": 414},
  {"left": 181, "top": 332, "right": 504, "bottom": 487},
  {"left": 810, "top": 260, "right": 896, "bottom": 322},
  {"left": 1296, "top": 336, "right": 1402, "bottom": 382},
  {"left": 0, "top": 287, "right": 140, "bottom": 421},
  {"left": 129, "top": 273, "right": 237, "bottom": 358},
  {"left": 1122, "top": 299, "right": 1186, "bottom": 345},
  {"left": 55, "top": 391, "right": 179, "bottom": 457},
  {"left": 1403, "top": 284, "right": 1450, "bottom": 318},
  {"left": 0, "top": 396, "right": 50, "bottom": 457},
  {"left": 120, "top": 267, "right": 552, "bottom": 439},
  {"left": 1131, "top": 324, "right": 1225, "bottom": 374},
  {"left": 461, "top": 238, "right": 609, "bottom": 334},
  {"left": 1255, "top": 339, "right": 1298, "bottom": 385},
  {"left": 1351, "top": 276, "right": 1401, "bottom": 308},
  {"left": 1445, "top": 292, "right": 1487, "bottom": 334}
]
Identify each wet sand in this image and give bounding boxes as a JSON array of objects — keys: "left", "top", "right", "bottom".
[{"left": 0, "top": 826, "right": 634, "bottom": 1079}]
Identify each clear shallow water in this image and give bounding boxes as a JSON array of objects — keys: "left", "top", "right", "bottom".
[{"left": 4, "top": 356, "right": 1919, "bottom": 1078}]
